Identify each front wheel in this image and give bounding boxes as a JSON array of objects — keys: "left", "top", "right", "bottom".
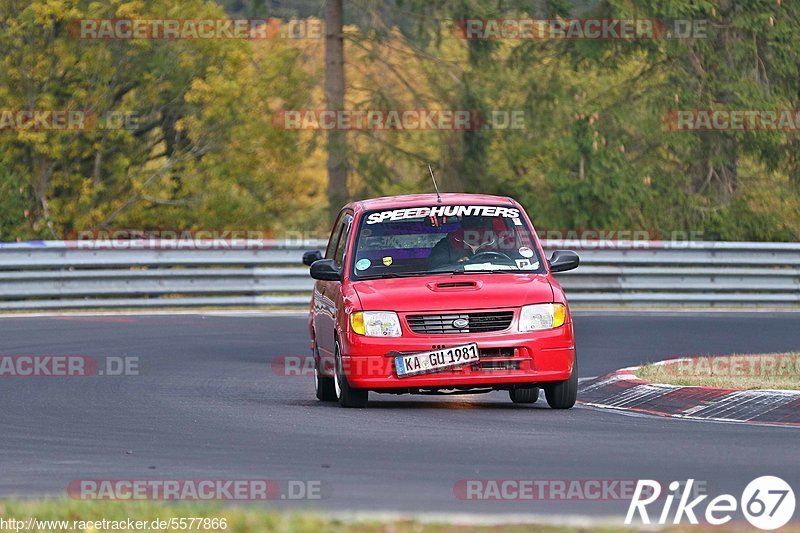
[
  {"left": 314, "top": 344, "right": 337, "bottom": 402},
  {"left": 334, "top": 341, "right": 368, "bottom": 408},
  {"left": 509, "top": 386, "right": 539, "bottom": 404},
  {"left": 544, "top": 356, "right": 578, "bottom": 409}
]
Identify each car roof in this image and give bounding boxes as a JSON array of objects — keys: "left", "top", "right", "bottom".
[{"left": 348, "top": 193, "right": 517, "bottom": 213}]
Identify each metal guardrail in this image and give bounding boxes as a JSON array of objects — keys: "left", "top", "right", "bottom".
[{"left": 0, "top": 240, "right": 798, "bottom": 309}]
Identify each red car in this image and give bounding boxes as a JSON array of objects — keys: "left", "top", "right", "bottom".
[{"left": 304, "top": 193, "right": 579, "bottom": 408}]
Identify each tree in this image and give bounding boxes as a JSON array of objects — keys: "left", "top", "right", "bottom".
[
  {"left": 0, "top": 0, "right": 317, "bottom": 239},
  {"left": 325, "top": 0, "right": 347, "bottom": 222}
]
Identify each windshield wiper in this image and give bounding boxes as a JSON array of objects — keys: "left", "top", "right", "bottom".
[
  {"left": 358, "top": 272, "right": 430, "bottom": 281},
  {"left": 441, "top": 266, "right": 540, "bottom": 274},
  {"left": 356, "top": 270, "right": 461, "bottom": 280},
  {"left": 355, "top": 265, "right": 542, "bottom": 280}
]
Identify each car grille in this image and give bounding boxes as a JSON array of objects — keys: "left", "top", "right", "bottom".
[
  {"left": 406, "top": 311, "right": 514, "bottom": 334},
  {"left": 478, "top": 347, "right": 516, "bottom": 358},
  {"left": 480, "top": 360, "right": 520, "bottom": 370}
]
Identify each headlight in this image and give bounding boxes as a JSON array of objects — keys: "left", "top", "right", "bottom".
[
  {"left": 519, "top": 303, "right": 566, "bottom": 331},
  {"left": 350, "top": 311, "right": 402, "bottom": 337}
]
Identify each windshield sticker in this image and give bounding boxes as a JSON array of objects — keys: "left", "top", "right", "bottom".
[
  {"left": 382, "top": 256, "right": 393, "bottom": 266},
  {"left": 366, "top": 205, "right": 520, "bottom": 224},
  {"left": 516, "top": 259, "right": 539, "bottom": 270},
  {"left": 518, "top": 246, "right": 534, "bottom": 258},
  {"left": 355, "top": 258, "right": 371, "bottom": 270},
  {"left": 512, "top": 217, "right": 522, "bottom": 226}
]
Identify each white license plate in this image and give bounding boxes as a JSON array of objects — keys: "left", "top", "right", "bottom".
[{"left": 395, "top": 343, "right": 480, "bottom": 378}]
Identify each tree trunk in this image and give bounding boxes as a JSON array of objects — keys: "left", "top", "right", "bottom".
[{"left": 324, "top": 0, "right": 347, "bottom": 223}]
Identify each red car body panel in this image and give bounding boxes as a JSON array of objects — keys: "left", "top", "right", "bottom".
[
  {"left": 351, "top": 274, "right": 554, "bottom": 312},
  {"left": 308, "top": 193, "right": 575, "bottom": 393}
]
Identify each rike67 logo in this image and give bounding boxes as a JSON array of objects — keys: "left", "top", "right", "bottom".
[{"left": 626, "top": 476, "right": 795, "bottom": 530}]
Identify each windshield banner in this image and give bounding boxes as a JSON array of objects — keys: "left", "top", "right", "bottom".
[{"left": 366, "top": 205, "right": 520, "bottom": 224}]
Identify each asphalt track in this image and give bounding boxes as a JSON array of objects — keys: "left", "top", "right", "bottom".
[{"left": 1, "top": 312, "right": 799, "bottom": 519}]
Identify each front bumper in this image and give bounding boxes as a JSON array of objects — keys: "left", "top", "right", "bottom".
[{"left": 338, "top": 318, "right": 575, "bottom": 391}]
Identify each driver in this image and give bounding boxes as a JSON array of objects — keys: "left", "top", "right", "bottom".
[{"left": 427, "top": 216, "right": 500, "bottom": 270}]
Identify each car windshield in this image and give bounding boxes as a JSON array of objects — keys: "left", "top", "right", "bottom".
[{"left": 351, "top": 204, "right": 544, "bottom": 279}]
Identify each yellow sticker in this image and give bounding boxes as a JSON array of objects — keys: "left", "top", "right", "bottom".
[{"left": 382, "top": 256, "right": 393, "bottom": 266}]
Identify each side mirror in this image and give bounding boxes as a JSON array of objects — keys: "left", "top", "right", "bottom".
[
  {"left": 548, "top": 250, "right": 580, "bottom": 273},
  {"left": 302, "top": 250, "right": 323, "bottom": 266},
  {"left": 310, "top": 259, "right": 342, "bottom": 281}
]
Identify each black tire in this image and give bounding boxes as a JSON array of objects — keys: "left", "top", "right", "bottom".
[
  {"left": 544, "top": 356, "right": 577, "bottom": 409},
  {"left": 314, "top": 344, "right": 337, "bottom": 402},
  {"left": 334, "top": 341, "right": 368, "bottom": 408},
  {"left": 509, "top": 386, "right": 539, "bottom": 404}
]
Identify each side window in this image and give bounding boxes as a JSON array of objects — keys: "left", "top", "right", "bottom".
[
  {"left": 333, "top": 215, "right": 353, "bottom": 267},
  {"left": 325, "top": 213, "right": 346, "bottom": 260}
]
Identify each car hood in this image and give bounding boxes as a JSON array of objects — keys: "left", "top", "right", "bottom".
[{"left": 352, "top": 274, "right": 554, "bottom": 312}]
